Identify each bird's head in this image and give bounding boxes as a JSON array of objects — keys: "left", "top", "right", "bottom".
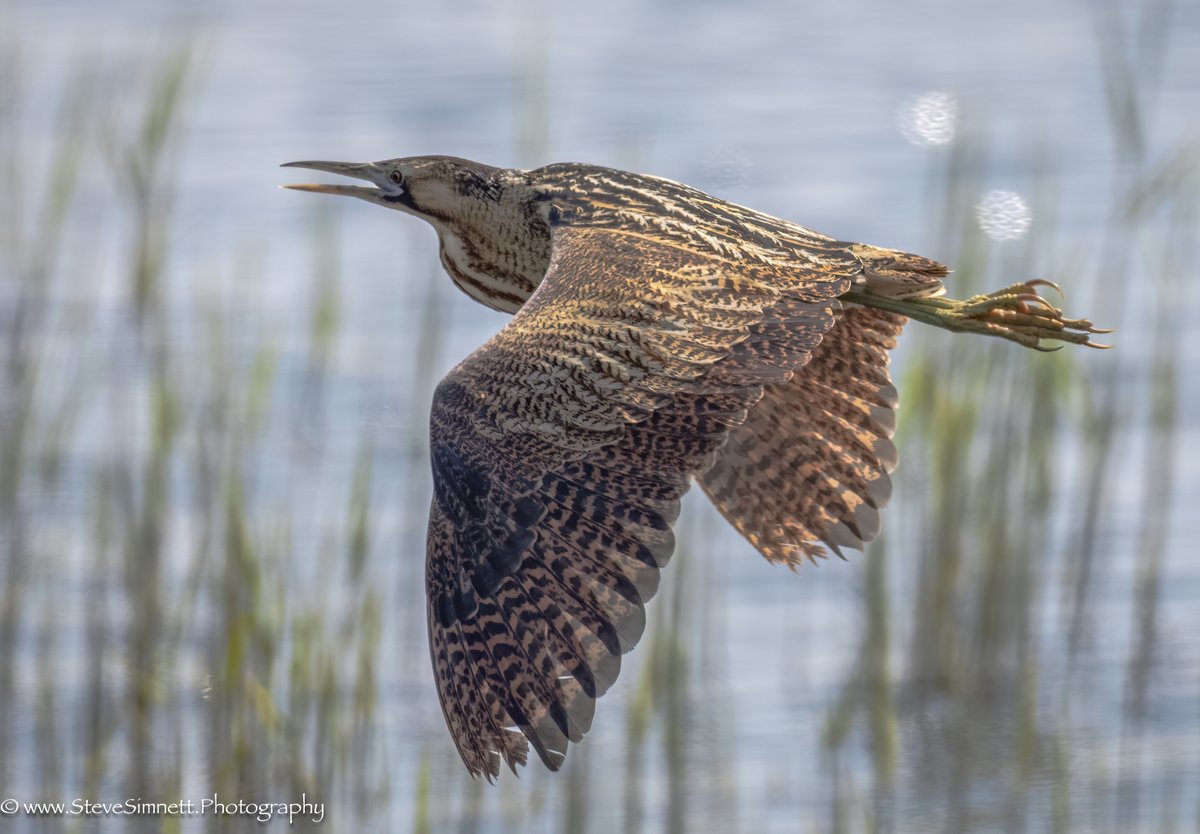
[
  {"left": 283, "top": 154, "right": 551, "bottom": 313},
  {"left": 282, "top": 155, "right": 504, "bottom": 224}
]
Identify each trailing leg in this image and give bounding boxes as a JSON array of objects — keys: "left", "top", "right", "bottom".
[{"left": 842, "top": 280, "right": 1112, "bottom": 351}]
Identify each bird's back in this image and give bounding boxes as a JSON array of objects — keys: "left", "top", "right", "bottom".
[{"left": 531, "top": 162, "right": 947, "bottom": 300}]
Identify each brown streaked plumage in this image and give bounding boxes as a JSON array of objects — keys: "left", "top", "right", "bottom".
[
  {"left": 700, "top": 305, "right": 905, "bottom": 565},
  {"left": 283, "top": 156, "right": 1109, "bottom": 778}
]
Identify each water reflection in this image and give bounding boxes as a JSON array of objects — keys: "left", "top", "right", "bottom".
[
  {"left": 976, "top": 189, "right": 1032, "bottom": 241},
  {"left": 897, "top": 92, "right": 958, "bottom": 147}
]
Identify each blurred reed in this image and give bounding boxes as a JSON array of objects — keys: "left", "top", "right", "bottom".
[
  {"left": 818, "top": 4, "right": 1195, "bottom": 833},
  {"left": 1, "top": 43, "right": 390, "bottom": 831}
]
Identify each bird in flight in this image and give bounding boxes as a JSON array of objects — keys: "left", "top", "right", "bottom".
[{"left": 283, "top": 156, "right": 1108, "bottom": 779}]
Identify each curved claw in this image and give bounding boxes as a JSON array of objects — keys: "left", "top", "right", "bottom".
[
  {"left": 1087, "top": 325, "right": 1117, "bottom": 334},
  {"left": 1032, "top": 342, "right": 1065, "bottom": 352},
  {"left": 1024, "top": 279, "right": 1065, "bottom": 301},
  {"left": 1085, "top": 341, "right": 1115, "bottom": 349}
]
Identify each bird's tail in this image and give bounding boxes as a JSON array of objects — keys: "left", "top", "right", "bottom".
[{"left": 847, "top": 242, "right": 948, "bottom": 299}]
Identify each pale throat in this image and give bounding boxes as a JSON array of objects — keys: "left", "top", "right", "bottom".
[
  {"left": 430, "top": 211, "right": 550, "bottom": 314},
  {"left": 433, "top": 226, "right": 538, "bottom": 314}
]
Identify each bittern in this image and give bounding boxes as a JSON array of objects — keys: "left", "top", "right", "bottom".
[{"left": 283, "top": 156, "right": 1108, "bottom": 779}]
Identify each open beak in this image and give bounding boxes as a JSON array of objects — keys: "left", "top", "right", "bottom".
[{"left": 281, "top": 160, "right": 381, "bottom": 198}]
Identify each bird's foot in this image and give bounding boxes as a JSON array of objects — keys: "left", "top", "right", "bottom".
[
  {"left": 940, "top": 280, "right": 1113, "bottom": 350},
  {"left": 845, "top": 280, "right": 1113, "bottom": 351}
]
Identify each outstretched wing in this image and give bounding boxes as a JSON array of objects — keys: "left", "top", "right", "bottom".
[
  {"left": 425, "top": 226, "right": 853, "bottom": 778},
  {"left": 699, "top": 305, "right": 905, "bottom": 564}
]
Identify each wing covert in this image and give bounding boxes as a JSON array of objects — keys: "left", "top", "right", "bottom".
[{"left": 425, "top": 226, "right": 852, "bottom": 777}]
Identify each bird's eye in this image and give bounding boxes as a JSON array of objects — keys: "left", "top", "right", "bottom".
[{"left": 389, "top": 170, "right": 404, "bottom": 185}]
